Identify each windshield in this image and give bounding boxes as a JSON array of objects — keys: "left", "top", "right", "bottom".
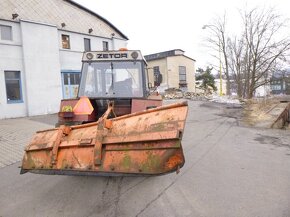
[{"left": 79, "top": 61, "right": 144, "bottom": 98}]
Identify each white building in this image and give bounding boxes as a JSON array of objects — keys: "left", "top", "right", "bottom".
[
  {"left": 254, "top": 84, "right": 271, "bottom": 97},
  {"left": 0, "top": 0, "right": 128, "bottom": 119}
]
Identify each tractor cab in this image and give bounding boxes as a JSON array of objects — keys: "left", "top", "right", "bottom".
[
  {"left": 79, "top": 50, "right": 148, "bottom": 99},
  {"left": 57, "top": 50, "right": 162, "bottom": 126}
]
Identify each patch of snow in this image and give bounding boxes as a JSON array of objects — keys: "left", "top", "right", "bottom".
[{"left": 209, "top": 94, "right": 243, "bottom": 107}]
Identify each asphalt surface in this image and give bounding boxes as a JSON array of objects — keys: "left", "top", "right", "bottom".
[{"left": 0, "top": 100, "right": 290, "bottom": 217}]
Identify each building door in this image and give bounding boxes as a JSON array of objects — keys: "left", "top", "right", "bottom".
[{"left": 61, "top": 71, "right": 81, "bottom": 99}]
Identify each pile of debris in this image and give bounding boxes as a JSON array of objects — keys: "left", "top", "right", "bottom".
[
  {"left": 161, "top": 88, "right": 246, "bottom": 107},
  {"left": 162, "top": 88, "right": 212, "bottom": 100},
  {"left": 163, "top": 88, "right": 184, "bottom": 99}
]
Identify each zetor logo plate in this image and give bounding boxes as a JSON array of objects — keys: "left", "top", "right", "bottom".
[
  {"left": 96, "top": 53, "right": 128, "bottom": 59},
  {"left": 84, "top": 51, "right": 141, "bottom": 61}
]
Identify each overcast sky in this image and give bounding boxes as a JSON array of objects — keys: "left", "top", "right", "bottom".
[{"left": 73, "top": 0, "right": 290, "bottom": 69}]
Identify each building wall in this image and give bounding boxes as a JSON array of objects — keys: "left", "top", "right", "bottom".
[
  {"left": 0, "top": 0, "right": 128, "bottom": 119},
  {"left": 21, "top": 20, "right": 63, "bottom": 116},
  {"left": 146, "top": 55, "right": 196, "bottom": 92},
  {"left": 0, "top": 20, "right": 26, "bottom": 118},
  {"left": 255, "top": 84, "right": 271, "bottom": 97},
  {"left": 59, "top": 31, "right": 84, "bottom": 71},
  {"left": 112, "top": 37, "right": 128, "bottom": 50},
  {"left": 270, "top": 78, "right": 290, "bottom": 95},
  {"left": 0, "top": 20, "right": 127, "bottom": 119},
  {"left": 59, "top": 30, "right": 127, "bottom": 71},
  {"left": 167, "top": 56, "right": 195, "bottom": 92}
]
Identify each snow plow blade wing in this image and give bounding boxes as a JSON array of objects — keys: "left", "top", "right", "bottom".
[{"left": 20, "top": 101, "right": 188, "bottom": 176}]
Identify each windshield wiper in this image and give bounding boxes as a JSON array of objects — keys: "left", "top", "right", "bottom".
[{"left": 107, "top": 62, "right": 115, "bottom": 95}]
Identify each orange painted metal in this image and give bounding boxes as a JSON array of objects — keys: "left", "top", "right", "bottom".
[
  {"left": 73, "top": 96, "right": 94, "bottom": 115},
  {"left": 20, "top": 101, "right": 188, "bottom": 176},
  {"left": 131, "top": 98, "right": 162, "bottom": 113},
  {"left": 58, "top": 98, "right": 96, "bottom": 124}
]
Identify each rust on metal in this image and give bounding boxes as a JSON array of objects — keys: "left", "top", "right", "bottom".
[
  {"left": 94, "top": 141, "right": 103, "bottom": 166},
  {"left": 131, "top": 98, "right": 162, "bottom": 113},
  {"left": 51, "top": 125, "right": 71, "bottom": 166},
  {"left": 20, "top": 101, "right": 188, "bottom": 176}
]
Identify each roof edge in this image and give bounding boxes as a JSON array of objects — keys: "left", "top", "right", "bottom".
[
  {"left": 144, "top": 49, "right": 196, "bottom": 62},
  {"left": 65, "top": 0, "right": 129, "bottom": 40},
  {"left": 145, "top": 49, "right": 185, "bottom": 57}
]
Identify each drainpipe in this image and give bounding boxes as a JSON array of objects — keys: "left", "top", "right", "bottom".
[
  {"left": 19, "top": 21, "right": 30, "bottom": 117},
  {"left": 166, "top": 58, "right": 170, "bottom": 89},
  {"left": 111, "top": 33, "right": 115, "bottom": 50}
]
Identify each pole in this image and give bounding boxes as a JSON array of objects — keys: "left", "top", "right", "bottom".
[{"left": 219, "top": 41, "right": 223, "bottom": 96}]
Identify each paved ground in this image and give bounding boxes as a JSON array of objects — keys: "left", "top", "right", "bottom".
[
  {"left": 0, "top": 117, "right": 54, "bottom": 168},
  {"left": 0, "top": 100, "right": 290, "bottom": 217}
]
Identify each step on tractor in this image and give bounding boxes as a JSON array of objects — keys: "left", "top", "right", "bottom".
[{"left": 20, "top": 49, "right": 188, "bottom": 176}]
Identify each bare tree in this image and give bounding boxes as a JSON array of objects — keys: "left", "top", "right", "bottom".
[
  {"left": 204, "top": 7, "right": 290, "bottom": 98},
  {"left": 241, "top": 7, "right": 290, "bottom": 98},
  {"left": 227, "top": 37, "right": 246, "bottom": 97},
  {"left": 203, "top": 14, "right": 231, "bottom": 95}
]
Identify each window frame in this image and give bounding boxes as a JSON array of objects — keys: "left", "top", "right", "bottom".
[
  {"left": 102, "top": 41, "right": 109, "bottom": 51},
  {"left": 84, "top": 38, "right": 91, "bottom": 51},
  {"left": 61, "top": 34, "right": 70, "bottom": 49},
  {"left": 179, "top": 66, "right": 187, "bottom": 87},
  {"left": 79, "top": 61, "right": 145, "bottom": 98},
  {"left": 4, "top": 71, "right": 23, "bottom": 104},
  {"left": 61, "top": 71, "right": 81, "bottom": 99},
  {"left": 0, "top": 25, "right": 12, "bottom": 41}
]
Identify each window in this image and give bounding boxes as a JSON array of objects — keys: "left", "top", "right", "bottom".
[
  {"left": 153, "top": 66, "right": 162, "bottom": 87},
  {"left": 153, "top": 66, "right": 159, "bottom": 73},
  {"left": 70, "top": 73, "right": 81, "bottom": 85},
  {"left": 84, "top": 38, "right": 91, "bottom": 51},
  {"left": 0, "top": 25, "right": 12, "bottom": 40},
  {"left": 61, "top": 34, "right": 70, "bottom": 49},
  {"left": 62, "top": 72, "right": 81, "bottom": 99},
  {"left": 63, "top": 73, "right": 81, "bottom": 85},
  {"left": 102, "top": 41, "right": 109, "bottom": 51},
  {"left": 4, "top": 71, "right": 22, "bottom": 103},
  {"left": 79, "top": 61, "right": 144, "bottom": 98},
  {"left": 179, "top": 66, "right": 187, "bottom": 87}
]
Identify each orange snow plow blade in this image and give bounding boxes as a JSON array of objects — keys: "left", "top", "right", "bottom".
[{"left": 20, "top": 101, "right": 188, "bottom": 176}]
